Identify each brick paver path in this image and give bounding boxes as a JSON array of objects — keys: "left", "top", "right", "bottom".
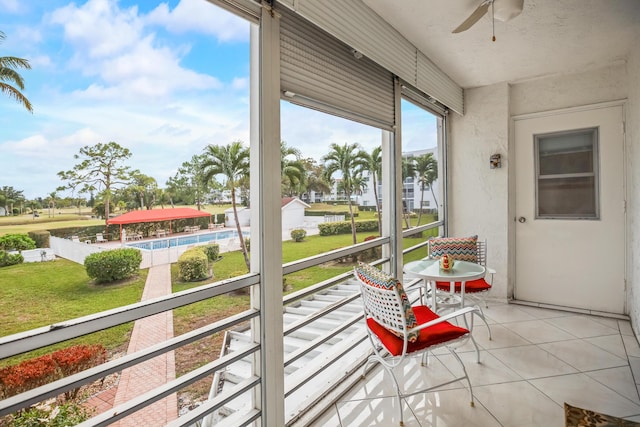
[{"left": 109, "top": 263, "right": 178, "bottom": 426}]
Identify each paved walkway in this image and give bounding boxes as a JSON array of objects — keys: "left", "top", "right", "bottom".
[{"left": 87, "top": 263, "right": 177, "bottom": 425}]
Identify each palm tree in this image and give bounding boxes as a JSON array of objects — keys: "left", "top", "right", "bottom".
[
  {"left": 361, "top": 146, "right": 382, "bottom": 234},
  {"left": 414, "top": 152, "right": 438, "bottom": 225},
  {"left": 322, "top": 143, "right": 367, "bottom": 245},
  {"left": 280, "top": 141, "right": 306, "bottom": 196},
  {"left": 301, "top": 159, "right": 332, "bottom": 202},
  {"left": 0, "top": 31, "right": 32, "bottom": 113},
  {"left": 201, "top": 141, "right": 251, "bottom": 270},
  {"left": 47, "top": 191, "right": 57, "bottom": 218},
  {"left": 401, "top": 156, "right": 416, "bottom": 228}
]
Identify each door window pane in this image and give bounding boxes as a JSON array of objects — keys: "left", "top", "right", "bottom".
[{"left": 535, "top": 128, "right": 599, "bottom": 219}]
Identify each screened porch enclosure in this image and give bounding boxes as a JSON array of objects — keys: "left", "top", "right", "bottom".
[{"left": 2, "top": 0, "right": 639, "bottom": 426}]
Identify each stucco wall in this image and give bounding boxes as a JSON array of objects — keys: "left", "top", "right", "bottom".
[
  {"left": 627, "top": 44, "right": 640, "bottom": 332},
  {"left": 450, "top": 64, "right": 635, "bottom": 306},
  {"left": 449, "top": 83, "right": 510, "bottom": 302},
  {"left": 510, "top": 63, "right": 628, "bottom": 116}
]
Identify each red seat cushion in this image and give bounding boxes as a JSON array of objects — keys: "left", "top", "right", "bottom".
[
  {"left": 435, "top": 278, "right": 491, "bottom": 293},
  {"left": 367, "top": 305, "right": 469, "bottom": 356}
]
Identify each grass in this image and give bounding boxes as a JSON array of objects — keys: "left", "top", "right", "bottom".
[
  {"left": 0, "top": 259, "right": 147, "bottom": 367},
  {"left": 0, "top": 211, "right": 435, "bottom": 386},
  {"left": 0, "top": 215, "right": 104, "bottom": 236}
]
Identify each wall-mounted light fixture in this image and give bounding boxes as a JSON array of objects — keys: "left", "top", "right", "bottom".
[
  {"left": 490, "top": 153, "right": 502, "bottom": 169},
  {"left": 351, "top": 49, "right": 363, "bottom": 59}
]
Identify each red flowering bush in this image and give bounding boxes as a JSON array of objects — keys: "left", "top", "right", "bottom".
[
  {"left": 0, "top": 356, "right": 59, "bottom": 398},
  {"left": 0, "top": 344, "right": 106, "bottom": 399}
]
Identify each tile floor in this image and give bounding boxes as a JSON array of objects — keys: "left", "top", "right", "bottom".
[{"left": 310, "top": 302, "right": 640, "bottom": 427}]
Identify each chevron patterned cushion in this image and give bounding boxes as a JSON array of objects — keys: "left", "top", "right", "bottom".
[
  {"left": 355, "top": 262, "right": 419, "bottom": 342},
  {"left": 429, "top": 235, "right": 478, "bottom": 263}
]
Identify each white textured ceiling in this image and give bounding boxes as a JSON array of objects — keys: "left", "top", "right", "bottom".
[{"left": 362, "top": 0, "right": 640, "bottom": 89}]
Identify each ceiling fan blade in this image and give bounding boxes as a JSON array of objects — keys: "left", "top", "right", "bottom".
[{"left": 452, "top": 0, "right": 492, "bottom": 33}]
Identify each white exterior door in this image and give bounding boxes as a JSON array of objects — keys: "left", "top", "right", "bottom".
[{"left": 514, "top": 104, "right": 625, "bottom": 314}]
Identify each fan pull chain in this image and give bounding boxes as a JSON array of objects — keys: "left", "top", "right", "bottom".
[{"left": 492, "top": 0, "right": 496, "bottom": 41}]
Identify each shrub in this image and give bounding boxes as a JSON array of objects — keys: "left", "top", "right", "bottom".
[
  {"left": 84, "top": 248, "right": 142, "bottom": 283},
  {"left": 0, "top": 355, "right": 59, "bottom": 399},
  {"left": 0, "top": 234, "right": 36, "bottom": 251},
  {"left": 318, "top": 220, "right": 379, "bottom": 236},
  {"left": 290, "top": 229, "right": 307, "bottom": 242},
  {"left": 0, "top": 344, "right": 107, "bottom": 400},
  {"left": 359, "top": 235, "right": 381, "bottom": 262},
  {"left": 28, "top": 230, "right": 51, "bottom": 248},
  {"left": 9, "top": 399, "right": 94, "bottom": 426},
  {"left": 244, "top": 237, "right": 250, "bottom": 252},
  {"left": 51, "top": 345, "right": 107, "bottom": 377},
  {"left": 178, "top": 248, "right": 209, "bottom": 282},
  {"left": 200, "top": 243, "right": 220, "bottom": 262},
  {"left": 0, "top": 251, "right": 24, "bottom": 267}
]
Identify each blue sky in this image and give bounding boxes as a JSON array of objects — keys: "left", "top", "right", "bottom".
[{"left": 1, "top": 0, "right": 437, "bottom": 200}]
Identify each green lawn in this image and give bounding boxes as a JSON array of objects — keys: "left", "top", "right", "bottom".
[
  {"left": 0, "top": 212, "right": 436, "bottom": 368},
  {"left": 0, "top": 259, "right": 147, "bottom": 366}
]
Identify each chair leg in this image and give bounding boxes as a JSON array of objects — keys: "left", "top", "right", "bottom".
[
  {"left": 472, "top": 303, "right": 492, "bottom": 340},
  {"left": 462, "top": 314, "right": 482, "bottom": 363},
  {"left": 360, "top": 354, "right": 406, "bottom": 425},
  {"left": 449, "top": 348, "right": 475, "bottom": 407}
]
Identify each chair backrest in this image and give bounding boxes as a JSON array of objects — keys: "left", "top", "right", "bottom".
[
  {"left": 354, "top": 262, "right": 419, "bottom": 342},
  {"left": 428, "top": 235, "right": 487, "bottom": 267},
  {"left": 475, "top": 239, "right": 487, "bottom": 267},
  {"left": 71, "top": 236, "right": 80, "bottom": 243}
]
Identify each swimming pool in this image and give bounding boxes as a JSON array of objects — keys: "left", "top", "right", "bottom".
[{"left": 127, "top": 229, "right": 248, "bottom": 250}]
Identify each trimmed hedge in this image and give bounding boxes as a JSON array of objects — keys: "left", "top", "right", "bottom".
[
  {"left": 84, "top": 248, "right": 142, "bottom": 283},
  {"left": 28, "top": 230, "right": 50, "bottom": 248},
  {"left": 290, "top": 229, "right": 307, "bottom": 242},
  {"left": 0, "top": 234, "right": 36, "bottom": 251},
  {"left": 0, "top": 344, "right": 106, "bottom": 399},
  {"left": 0, "top": 251, "right": 23, "bottom": 267},
  {"left": 200, "top": 243, "right": 220, "bottom": 262},
  {"left": 318, "top": 220, "right": 378, "bottom": 236},
  {"left": 178, "top": 247, "right": 210, "bottom": 282}
]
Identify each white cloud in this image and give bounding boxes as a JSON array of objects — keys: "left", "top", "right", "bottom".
[
  {"left": 0, "top": 0, "right": 21, "bottom": 13},
  {"left": 231, "top": 77, "right": 248, "bottom": 90},
  {"left": 47, "top": 0, "right": 220, "bottom": 101},
  {"left": 28, "top": 55, "right": 52, "bottom": 68},
  {"left": 49, "top": 0, "right": 143, "bottom": 59},
  {"left": 146, "top": 0, "right": 250, "bottom": 42}
]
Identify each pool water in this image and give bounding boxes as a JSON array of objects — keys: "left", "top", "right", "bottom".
[{"left": 127, "top": 230, "right": 248, "bottom": 250}]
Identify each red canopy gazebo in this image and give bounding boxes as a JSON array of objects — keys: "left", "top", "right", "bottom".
[{"left": 107, "top": 208, "right": 212, "bottom": 241}]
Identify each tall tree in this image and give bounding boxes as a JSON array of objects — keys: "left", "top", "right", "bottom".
[
  {"left": 280, "top": 141, "right": 306, "bottom": 197},
  {"left": 301, "top": 158, "right": 332, "bottom": 201},
  {"left": 58, "top": 142, "right": 133, "bottom": 230},
  {"left": 414, "top": 152, "right": 438, "bottom": 224},
  {"left": 47, "top": 191, "right": 57, "bottom": 218},
  {"left": 0, "top": 186, "right": 24, "bottom": 216},
  {"left": 201, "top": 141, "right": 251, "bottom": 270},
  {"left": 124, "top": 172, "right": 158, "bottom": 210},
  {"left": 166, "top": 154, "right": 210, "bottom": 208},
  {"left": 0, "top": 31, "right": 32, "bottom": 113},
  {"left": 322, "top": 143, "right": 367, "bottom": 245},
  {"left": 361, "top": 146, "right": 382, "bottom": 234}
]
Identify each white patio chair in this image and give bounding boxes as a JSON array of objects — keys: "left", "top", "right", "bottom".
[
  {"left": 95, "top": 233, "right": 107, "bottom": 243},
  {"left": 428, "top": 236, "right": 494, "bottom": 338},
  {"left": 354, "top": 262, "right": 480, "bottom": 426}
]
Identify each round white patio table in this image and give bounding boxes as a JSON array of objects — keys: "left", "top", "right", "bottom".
[{"left": 404, "top": 258, "right": 486, "bottom": 313}]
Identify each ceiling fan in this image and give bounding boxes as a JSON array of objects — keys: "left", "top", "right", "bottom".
[{"left": 452, "top": 0, "right": 523, "bottom": 40}]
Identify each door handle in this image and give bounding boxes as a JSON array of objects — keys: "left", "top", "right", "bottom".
[{"left": 518, "top": 217, "right": 526, "bottom": 223}]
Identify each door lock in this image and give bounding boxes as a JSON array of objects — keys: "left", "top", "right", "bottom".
[{"left": 518, "top": 217, "right": 526, "bottom": 223}]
